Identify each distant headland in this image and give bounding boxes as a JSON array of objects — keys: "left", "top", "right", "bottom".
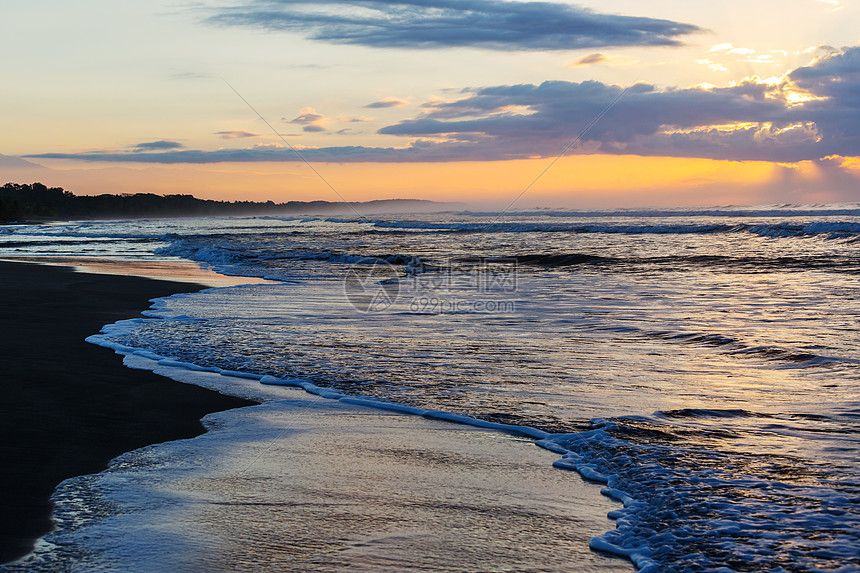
[{"left": 0, "top": 182, "right": 466, "bottom": 223}]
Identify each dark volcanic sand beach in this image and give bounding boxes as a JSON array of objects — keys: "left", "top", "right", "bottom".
[{"left": 0, "top": 261, "right": 256, "bottom": 564}]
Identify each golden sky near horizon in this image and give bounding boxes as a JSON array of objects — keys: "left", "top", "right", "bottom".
[{"left": 2, "top": 0, "right": 859, "bottom": 208}]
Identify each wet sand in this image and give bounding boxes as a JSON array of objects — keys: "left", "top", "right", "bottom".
[
  {"left": 0, "top": 261, "right": 256, "bottom": 563},
  {"left": 0, "top": 260, "right": 629, "bottom": 572},
  {"left": 14, "top": 384, "right": 631, "bottom": 572}
]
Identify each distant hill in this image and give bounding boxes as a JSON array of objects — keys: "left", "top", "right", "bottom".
[
  {"left": 0, "top": 182, "right": 466, "bottom": 223},
  {"left": 0, "top": 155, "right": 45, "bottom": 169}
]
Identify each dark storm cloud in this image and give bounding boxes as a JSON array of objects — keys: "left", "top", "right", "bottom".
[{"left": 206, "top": 0, "right": 702, "bottom": 50}]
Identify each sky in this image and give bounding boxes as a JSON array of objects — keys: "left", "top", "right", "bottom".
[{"left": 1, "top": 0, "right": 859, "bottom": 208}]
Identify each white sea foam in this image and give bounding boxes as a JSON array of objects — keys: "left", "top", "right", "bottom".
[
  {"left": 82, "top": 314, "right": 860, "bottom": 572},
  {"left": 461, "top": 205, "right": 860, "bottom": 218},
  {"left": 6, "top": 386, "right": 628, "bottom": 572}
]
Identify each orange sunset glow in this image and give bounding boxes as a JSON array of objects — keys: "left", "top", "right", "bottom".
[{"left": 3, "top": 0, "right": 860, "bottom": 207}]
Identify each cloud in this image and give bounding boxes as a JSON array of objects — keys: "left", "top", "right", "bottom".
[
  {"left": 365, "top": 97, "right": 409, "bottom": 109},
  {"left": 697, "top": 59, "right": 728, "bottom": 72},
  {"left": 710, "top": 43, "right": 734, "bottom": 52},
  {"left": 132, "top": 140, "right": 184, "bottom": 152},
  {"left": 27, "top": 47, "right": 860, "bottom": 165},
  {"left": 339, "top": 115, "right": 374, "bottom": 123},
  {"left": 374, "top": 47, "right": 860, "bottom": 162},
  {"left": 741, "top": 55, "right": 776, "bottom": 64},
  {"left": 377, "top": 79, "right": 805, "bottom": 161},
  {"left": 170, "top": 72, "right": 214, "bottom": 80},
  {"left": 0, "top": 154, "right": 45, "bottom": 169},
  {"left": 789, "top": 46, "right": 860, "bottom": 99},
  {"left": 26, "top": 143, "right": 467, "bottom": 164},
  {"left": 568, "top": 53, "right": 607, "bottom": 67},
  {"left": 566, "top": 53, "right": 638, "bottom": 69},
  {"left": 288, "top": 107, "right": 329, "bottom": 132},
  {"left": 206, "top": 0, "right": 702, "bottom": 51},
  {"left": 704, "top": 46, "right": 786, "bottom": 71},
  {"left": 215, "top": 130, "right": 260, "bottom": 139}
]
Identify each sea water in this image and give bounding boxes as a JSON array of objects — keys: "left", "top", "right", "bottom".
[{"left": 2, "top": 206, "right": 859, "bottom": 571}]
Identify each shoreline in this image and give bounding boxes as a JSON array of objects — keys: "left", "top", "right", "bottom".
[
  {"left": 0, "top": 258, "right": 630, "bottom": 571},
  {"left": 0, "top": 261, "right": 257, "bottom": 564},
  {"left": 10, "top": 359, "right": 631, "bottom": 571}
]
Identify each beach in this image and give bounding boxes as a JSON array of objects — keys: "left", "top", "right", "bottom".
[
  {"left": 2, "top": 208, "right": 858, "bottom": 571},
  {"left": 11, "top": 387, "right": 630, "bottom": 572},
  {"left": 0, "top": 259, "right": 629, "bottom": 571},
  {"left": 0, "top": 261, "right": 256, "bottom": 563}
]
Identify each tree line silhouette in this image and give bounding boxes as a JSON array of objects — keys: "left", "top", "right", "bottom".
[{"left": 0, "top": 182, "right": 444, "bottom": 222}]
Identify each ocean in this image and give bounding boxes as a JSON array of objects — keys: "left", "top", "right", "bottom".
[{"left": 2, "top": 205, "right": 859, "bottom": 571}]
